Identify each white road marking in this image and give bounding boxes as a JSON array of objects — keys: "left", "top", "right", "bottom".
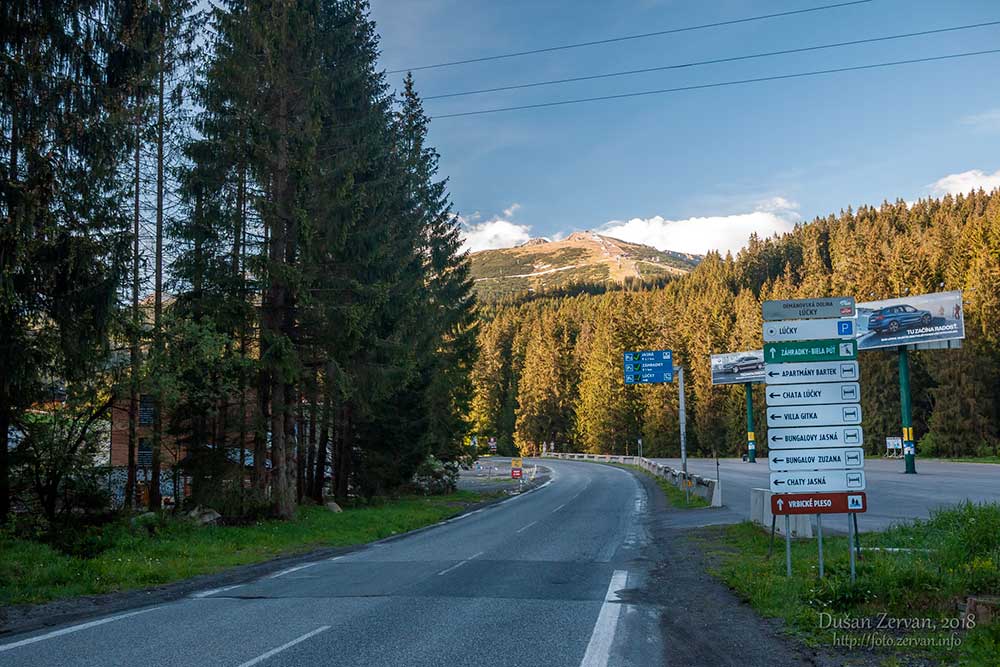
[
  {"left": 516, "top": 520, "right": 538, "bottom": 533},
  {"left": 579, "top": 570, "right": 629, "bottom": 667},
  {"left": 436, "top": 550, "right": 484, "bottom": 576},
  {"left": 0, "top": 606, "right": 164, "bottom": 653},
  {"left": 328, "top": 555, "right": 345, "bottom": 562},
  {"left": 269, "top": 562, "right": 320, "bottom": 579},
  {"left": 191, "top": 584, "right": 242, "bottom": 599},
  {"left": 553, "top": 503, "right": 566, "bottom": 513},
  {"left": 236, "top": 625, "right": 331, "bottom": 667}
]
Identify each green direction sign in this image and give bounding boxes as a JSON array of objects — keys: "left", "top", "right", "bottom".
[{"left": 764, "top": 339, "right": 857, "bottom": 364}]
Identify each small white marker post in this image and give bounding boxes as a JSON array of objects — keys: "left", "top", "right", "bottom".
[
  {"left": 678, "top": 367, "right": 689, "bottom": 505},
  {"left": 848, "top": 513, "right": 857, "bottom": 582},
  {"left": 816, "top": 513, "right": 824, "bottom": 578},
  {"left": 784, "top": 515, "right": 792, "bottom": 576}
]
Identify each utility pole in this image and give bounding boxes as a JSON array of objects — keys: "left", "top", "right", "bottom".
[
  {"left": 899, "top": 346, "right": 916, "bottom": 474},
  {"left": 678, "top": 366, "right": 688, "bottom": 504},
  {"left": 745, "top": 382, "right": 756, "bottom": 463}
]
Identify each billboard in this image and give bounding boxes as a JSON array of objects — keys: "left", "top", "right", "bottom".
[
  {"left": 711, "top": 350, "right": 765, "bottom": 385},
  {"left": 855, "top": 291, "right": 965, "bottom": 351}
]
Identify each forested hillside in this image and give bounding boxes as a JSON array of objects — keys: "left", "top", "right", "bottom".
[{"left": 470, "top": 191, "right": 1000, "bottom": 459}]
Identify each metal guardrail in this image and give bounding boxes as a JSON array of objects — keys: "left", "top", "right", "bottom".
[{"left": 541, "top": 453, "right": 722, "bottom": 507}]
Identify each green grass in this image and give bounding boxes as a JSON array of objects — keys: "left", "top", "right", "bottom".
[
  {"left": 930, "top": 456, "right": 1000, "bottom": 465},
  {"left": 597, "top": 462, "right": 711, "bottom": 509},
  {"left": 700, "top": 502, "right": 1000, "bottom": 664},
  {"left": 0, "top": 490, "right": 492, "bottom": 607}
]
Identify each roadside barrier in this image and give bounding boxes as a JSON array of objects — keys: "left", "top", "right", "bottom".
[{"left": 542, "top": 453, "right": 722, "bottom": 507}]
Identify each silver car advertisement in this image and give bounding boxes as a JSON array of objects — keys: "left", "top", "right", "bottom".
[
  {"left": 711, "top": 350, "right": 765, "bottom": 385},
  {"left": 856, "top": 290, "right": 965, "bottom": 350}
]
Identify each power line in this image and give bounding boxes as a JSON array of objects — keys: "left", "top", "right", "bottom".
[
  {"left": 425, "top": 21, "right": 1000, "bottom": 100},
  {"left": 429, "top": 48, "right": 1000, "bottom": 119},
  {"left": 386, "top": 0, "right": 874, "bottom": 74}
]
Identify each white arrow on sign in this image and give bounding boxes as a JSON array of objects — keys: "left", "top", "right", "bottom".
[
  {"left": 764, "top": 360, "right": 859, "bottom": 385},
  {"left": 770, "top": 469, "right": 866, "bottom": 493},
  {"left": 765, "top": 382, "right": 860, "bottom": 406},
  {"left": 766, "top": 403, "right": 862, "bottom": 428},
  {"left": 766, "top": 425, "right": 864, "bottom": 450},
  {"left": 768, "top": 447, "right": 865, "bottom": 472},
  {"left": 762, "top": 317, "right": 856, "bottom": 343}
]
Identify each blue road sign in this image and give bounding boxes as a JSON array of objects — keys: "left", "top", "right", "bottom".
[
  {"left": 625, "top": 371, "right": 673, "bottom": 385},
  {"left": 837, "top": 320, "right": 854, "bottom": 336},
  {"left": 624, "top": 350, "right": 672, "bottom": 363},
  {"left": 623, "top": 350, "right": 674, "bottom": 384}
]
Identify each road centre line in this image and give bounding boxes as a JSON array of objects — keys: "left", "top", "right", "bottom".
[
  {"left": 236, "top": 625, "right": 331, "bottom": 667},
  {"left": 436, "top": 550, "right": 484, "bottom": 576},
  {"left": 516, "top": 520, "right": 538, "bottom": 533},
  {"left": 580, "top": 570, "right": 629, "bottom": 667},
  {"left": 553, "top": 503, "right": 567, "bottom": 513},
  {"left": 269, "top": 562, "right": 320, "bottom": 579},
  {"left": 0, "top": 606, "right": 165, "bottom": 653}
]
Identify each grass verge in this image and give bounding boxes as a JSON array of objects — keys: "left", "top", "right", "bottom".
[
  {"left": 698, "top": 502, "right": 1000, "bottom": 665},
  {"left": 0, "top": 490, "right": 493, "bottom": 607},
  {"left": 599, "top": 462, "right": 710, "bottom": 509},
  {"left": 930, "top": 456, "right": 1000, "bottom": 465}
]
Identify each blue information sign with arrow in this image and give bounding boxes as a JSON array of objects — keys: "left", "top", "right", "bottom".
[{"left": 623, "top": 350, "right": 673, "bottom": 384}]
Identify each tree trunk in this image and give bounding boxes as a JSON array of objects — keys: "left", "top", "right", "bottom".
[
  {"left": 126, "top": 113, "right": 141, "bottom": 510},
  {"left": 334, "top": 404, "right": 351, "bottom": 503},
  {"left": 264, "top": 90, "right": 296, "bottom": 519},
  {"left": 296, "top": 389, "right": 305, "bottom": 504},
  {"left": 149, "top": 53, "right": 166, "bottom": 511},
  {"left": 0, "top": 400, "right": 9, "bottom": 522},
  {"left": 305, "top": 377, "right": 317, "bottom": 499},
  {"left": 236, "top": 160, "right": 247, "bottom": 510},
  {"left": 312, "top": 381, "right": 330, "bottom": 503}
]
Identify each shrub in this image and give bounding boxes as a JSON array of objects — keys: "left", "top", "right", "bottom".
[{"left": 408, "top": 455, "right": 459, "bottom": 495}]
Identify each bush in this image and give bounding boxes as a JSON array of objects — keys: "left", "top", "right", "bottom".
[
  {"left": 407, "top": 455, "right": 459, "bottom": 495},
  {"left": 47, "top": 522, "right": 128, "bottom": 558}
]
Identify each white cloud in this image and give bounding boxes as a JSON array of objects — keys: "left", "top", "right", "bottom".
[
  {"left": 601, "top": 199, "right": 800, "bottom": 256},
  {"left": 929, "top": 169, "right": 1000, "bottom": 197},
  {"left": 961, "top": 109, "right": 1000, "bottom": 132},
  {"left": 460, "top": 204, "right": 531, "bottom": 252}
]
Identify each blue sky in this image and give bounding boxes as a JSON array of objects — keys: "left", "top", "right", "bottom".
[{"left": 369, "top": 0, "right": 1000, "bottom": 255}]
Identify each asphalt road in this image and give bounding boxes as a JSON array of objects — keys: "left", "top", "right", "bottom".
[
  {"left": 0, "top": 460, "right": 664, "bottom": 667},
  {"left": 651, "top": 456, "right": 1000, "bottom": 531}
]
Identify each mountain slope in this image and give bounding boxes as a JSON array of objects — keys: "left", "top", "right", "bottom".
[{"left": 469, "top": 231, "right": 700, "bottom": 300}]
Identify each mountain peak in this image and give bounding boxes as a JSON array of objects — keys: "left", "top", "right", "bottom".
[{"left": 470, "top": 232, "right": 699, "bottom": 300}]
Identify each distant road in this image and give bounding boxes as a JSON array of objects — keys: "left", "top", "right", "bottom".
[
  {"left": 650, "top": 457, "right": 1000, "bottom": 531},
  {"left": 0, "top": 460, "right": 663, "bottom": 667}
]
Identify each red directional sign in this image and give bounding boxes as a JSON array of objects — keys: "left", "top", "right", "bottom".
[
  {"left": 771, "top": 492, "right": 866, "bottom": 515},
  {"left": 511, "top": 468, "right": 522, "bottom": 479}
]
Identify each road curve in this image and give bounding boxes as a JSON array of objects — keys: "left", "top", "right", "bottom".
[{"left": 0, "top": 460, "right": 661, "bottom": 667}]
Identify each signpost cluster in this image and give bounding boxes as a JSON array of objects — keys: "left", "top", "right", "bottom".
[
  {"left": 623, "top": 350, "right": 696, "bottom": 502},
  {"left": 762, "top": 297, "right": 867, "bottom": 580}
]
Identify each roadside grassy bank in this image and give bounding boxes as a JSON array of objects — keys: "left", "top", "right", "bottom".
[
  {"left": 930, "top": 456, "right": 1000, "bottom": 465},
  {"left": 600, "top": 462, "right": 710, "bottom": 509},
  {"left": 0, "top": 490, "right": 493, "bottom": 607},
  {"left": 698, "top": 502, "right": 1000, "bottom": 665}
]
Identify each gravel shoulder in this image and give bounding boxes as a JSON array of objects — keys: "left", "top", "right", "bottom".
[{"left": 624, "top": 465, "right": 879, "bottom": 667}]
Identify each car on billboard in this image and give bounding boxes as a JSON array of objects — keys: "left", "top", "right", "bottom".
[
  {"left": 711, "top": 350, "right": 765, "bottom": 385},
  {"left": 867, "top": 304, "right": 932, "bottom": 334},
  {"left": 722, "top": 355, "right": 764, "bottom": 374}
]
